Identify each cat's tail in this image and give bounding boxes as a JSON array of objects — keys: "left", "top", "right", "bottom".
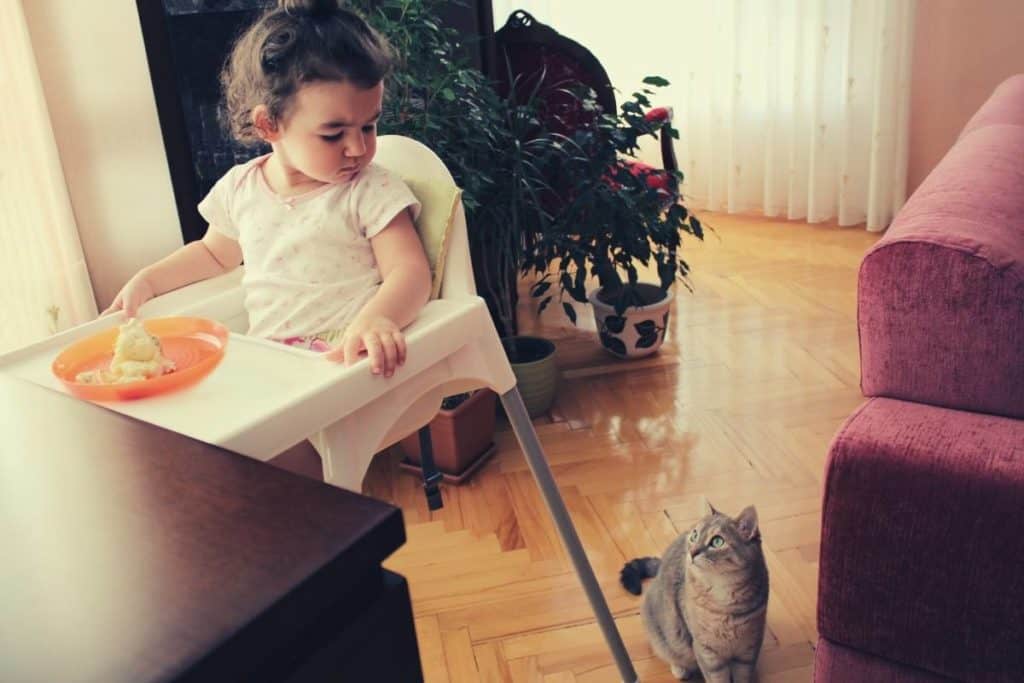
[{"left": 620, "top": 557, "right": 661, "bottom": 595}]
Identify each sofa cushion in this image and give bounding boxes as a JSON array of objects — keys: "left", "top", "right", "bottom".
[
  {"left": 858, "top": 124, "right": 1024, "bottom": 419},
  {"left": 818, "top": 398, "right": 1024, "bottom": 682},
  {"left": 959, "top": 74, "right": 1024, "bottom": 139}
]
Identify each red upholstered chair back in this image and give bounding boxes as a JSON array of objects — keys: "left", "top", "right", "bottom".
[{"left": 493, "top": 10, "right": 677, "bottom": 175}]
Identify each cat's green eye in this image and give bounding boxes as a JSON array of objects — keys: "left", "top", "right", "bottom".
[
  {"left": 710, "top": 535, "right": 725, "bottom": 548},
  {"left": 689, "top": 529, "right": 699, "bottom": 543}
]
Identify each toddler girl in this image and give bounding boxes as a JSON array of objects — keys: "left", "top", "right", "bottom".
[{"left": 106, "top": 0, "right": 431, "bottom": 378}]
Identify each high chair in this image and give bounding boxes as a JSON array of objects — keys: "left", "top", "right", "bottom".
[{"left": 0, "top": 136, "right": 638, "bottom": 681}]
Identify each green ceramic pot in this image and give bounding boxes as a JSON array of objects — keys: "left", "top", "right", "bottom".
[{"left": 501, "top": 336, "right": 558, "bottom": 418}]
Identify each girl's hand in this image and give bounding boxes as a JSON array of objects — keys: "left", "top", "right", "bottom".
[
  {"left": 326, "top": 315, "right": 407, "bottom": 377},
  {"left": 103, "top": 270, "right": 157, "bottom": 318}
]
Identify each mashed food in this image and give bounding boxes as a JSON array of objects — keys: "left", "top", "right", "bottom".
[{"left": 76, "top": 318, "right": 176, "bottom": 384}]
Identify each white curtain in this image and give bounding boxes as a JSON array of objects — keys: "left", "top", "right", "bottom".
[
  {"left": 0, "top": 0, "right": 96, "bottom": 354},
  {"left": 492, "top": 0, "right": 916, "bottom": 231}
]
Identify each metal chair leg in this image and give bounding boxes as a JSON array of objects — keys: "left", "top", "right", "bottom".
[{"left": 499, "top": 387, "right": 638, "bottom": 683}]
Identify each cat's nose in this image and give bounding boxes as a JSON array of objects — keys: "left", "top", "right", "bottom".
[{"left": 689, "top": 545, "right": 702, "bottom": 559}]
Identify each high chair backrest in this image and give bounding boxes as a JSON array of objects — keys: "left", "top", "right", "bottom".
[{"left": 372, "top": 135, "right": 475, "bottom": 301}]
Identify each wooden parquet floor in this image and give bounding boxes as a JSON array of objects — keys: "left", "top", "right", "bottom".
[{"left": 363, "top": 214, "right": 878, "bottom": 681}]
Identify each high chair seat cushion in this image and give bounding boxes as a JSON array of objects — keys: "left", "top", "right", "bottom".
[{"left": 397, "top": 177, "right": 462, "bottom": 300}]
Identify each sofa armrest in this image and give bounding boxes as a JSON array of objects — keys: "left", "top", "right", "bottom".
[
  {"left": 959, "top": 74, "right": 1024, "bottom": 139},
  {"left": 818, "top": 398, "right": 1024, "bottom": 682},
  {"left": 858, "top": 124, "right": 1024, "bottom": 419}
]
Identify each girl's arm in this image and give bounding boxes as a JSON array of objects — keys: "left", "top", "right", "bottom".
[
  {"left": 104, "top": 229, "right": 243, "bottom": 316},
  {"left": 327, "top": 210, "right": 431, "bottom": 375}
]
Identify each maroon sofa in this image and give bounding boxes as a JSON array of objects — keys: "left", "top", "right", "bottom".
[{"left": 814, "top": 75, "right": 1024, "bottom": 682}]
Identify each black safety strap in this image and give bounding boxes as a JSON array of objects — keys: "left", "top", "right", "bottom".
[{"left": 417, "top": 425, "right": 443, "bottom": 510}]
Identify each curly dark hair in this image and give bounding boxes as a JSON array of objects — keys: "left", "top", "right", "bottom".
[{"left": 221, "top": 0, "right": 395, "bottom": 146}]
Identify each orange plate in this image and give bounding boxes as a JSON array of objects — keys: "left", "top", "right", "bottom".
[{"left": 52, "top": 317, "right": 230, "bottom": 401}]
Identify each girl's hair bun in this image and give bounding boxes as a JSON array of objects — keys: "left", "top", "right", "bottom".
[
  {"left": 278, "top": 0, "right": 339, "bottom": 16},
  {"left": 223, "top": 0, "right": 392, "bottom": 145}
]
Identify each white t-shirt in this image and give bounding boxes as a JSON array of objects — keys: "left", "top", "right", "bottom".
[{"left": 197, "top": 155, "right": 421, "bottom": 340}]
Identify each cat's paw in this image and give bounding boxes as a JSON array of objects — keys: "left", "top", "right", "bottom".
[{"left": 670, "top": 663, "right": 697, "bottom": 680}]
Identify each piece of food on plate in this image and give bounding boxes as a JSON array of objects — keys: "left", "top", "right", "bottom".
[{"left": 76, "top": 318, "right": 176, "bottom": 384}]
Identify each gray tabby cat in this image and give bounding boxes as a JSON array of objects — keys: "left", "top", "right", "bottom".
[{"left": 620, "top": 499, "right": 769, "bottom": 682}]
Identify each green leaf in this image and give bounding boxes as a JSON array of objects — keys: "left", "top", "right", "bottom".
[
  {"left": 633, "top": 92, "right": 651, "bottom": 107},
  {"left": 563, "top": 302, "right": 578, "bottom": 325},
  {"left": 538, "top": 295, "right": 553, "bottom": 314},
  {"left": 561, "top": 272, "right": 573, "bottom": 293},
  {"left": 532, "top": 281, "right": 551, "bottom": 297},
  {"left": 642, "top": 76, "right": 670, "bottom": 87},
  {"left": 690, "top": 216, "right": 704, "bottom": 239},
  {"left": 657, "top": 258, "right": 674, "bottom": 290},
  {"left": 572, "top": 267, "right": 588, "bottom": 302}
]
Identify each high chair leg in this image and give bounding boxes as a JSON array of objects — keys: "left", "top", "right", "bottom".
[
  {"left": 417, "top": 425, "right": 444, "bottom": 511},
  {"left": 499, "top": 387, "right": 638, "bottom": 683}
]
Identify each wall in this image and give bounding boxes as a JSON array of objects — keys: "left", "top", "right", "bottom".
[
  {"left": 23, "top": 0, "right": 1024, "bottom": 295},
  {"left": 23, "top": 1, "right": 183, "bottom": 311},
  {"left": 908, "top": 0, "right": 1024, "bottom": 193}
]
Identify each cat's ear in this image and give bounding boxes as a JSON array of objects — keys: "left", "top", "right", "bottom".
[
  {"left": 735, "top": 506, "right": 759, "bottom": 541},
  {"left": 700, "top": 496, "right": 718, "bottom": 518}
]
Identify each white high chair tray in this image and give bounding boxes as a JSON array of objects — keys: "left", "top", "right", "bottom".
[{"left": 0, "top": 298, "right": 492, "bottom": 461}]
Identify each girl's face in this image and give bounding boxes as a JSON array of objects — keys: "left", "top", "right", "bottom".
[{"left": 269, "top": 80, "right": 383, "bottom": 185}]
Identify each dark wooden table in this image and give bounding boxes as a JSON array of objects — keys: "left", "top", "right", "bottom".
[{"left": 0, "top": 374, "right": 423, "bottom": 682}]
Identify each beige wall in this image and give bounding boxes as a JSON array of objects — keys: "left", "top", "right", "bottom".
[
  {"left": 908, "top": 0, "right": 1024, "bottom": 193},
  {"left": 23, "top": 1, "right": 184, "bottom": 311},
  {"left": 22, "top": 0, "right": 1024, "bottom": 302}
]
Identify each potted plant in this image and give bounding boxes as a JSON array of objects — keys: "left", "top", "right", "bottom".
[
  {"left": 354, "top": 0, "right": 540, "bottom": 338},
  {"left": 399, "top": 389, "right": 498, "bottom": 483},
  {"left": 355, "top": 0, "right": 564, "bottom": 414},
  {"left": 357, "top": 0, "right": 562, "bottom": 402},
  {"left": 524, "top": 82, "right": 705, "bottom": 358},
  {"left": 483, "top": 87, "right": 562, "bottom": 418}
]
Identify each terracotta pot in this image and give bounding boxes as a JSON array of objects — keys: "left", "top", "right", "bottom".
[
  {"left": 588, "top": 283, "right": 673, "bottom": 359},
  {"left": 400, "top": 389, "right": 497, "bottom": 483}
]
